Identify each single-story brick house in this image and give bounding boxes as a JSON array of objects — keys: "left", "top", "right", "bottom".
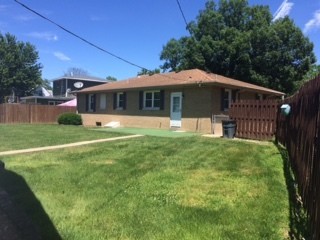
[{"left": 77, "top": 69, "right": 284, "bottom": 134}]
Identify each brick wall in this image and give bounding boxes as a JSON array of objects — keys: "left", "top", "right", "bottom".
[{"left": 78, "top": 86, "right": 270, "bottom": 134}]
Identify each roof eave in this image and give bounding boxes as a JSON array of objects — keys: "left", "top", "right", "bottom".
[
  {"left": 77, "top": 81, "right": 284, "bottom": 96},
  {"left": 51, "top": 76, "right": 107, "bottom": 83}
]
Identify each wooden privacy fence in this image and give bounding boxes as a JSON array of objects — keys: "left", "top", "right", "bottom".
[
  {"left": 229, "top": 100, "right": 279, "bottom": 140},
  {"left": 0, "top": 104, "right": 76, "bottom": 124},
  {"left": 276, "top": 74, "right": 320, "bottom": 240}
]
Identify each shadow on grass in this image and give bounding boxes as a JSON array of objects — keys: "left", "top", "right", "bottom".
[
  {"left": 0, "top": 161, "right": 62, "bottom": 240},
  {"left": 276, "top": 145, "right": 310, "bottom": 239}
]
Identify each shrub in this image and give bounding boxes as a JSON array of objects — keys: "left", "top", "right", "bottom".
[{"left": 58, "top": 113, "right": 82, "bottom": 125}]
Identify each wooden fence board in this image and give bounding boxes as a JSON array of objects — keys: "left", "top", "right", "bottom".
[
  {"left": 0, "top": 104, "right": 76, "bottom": 124},
  {"left": 276, "top": 74, "right": 320, "bottom": 239},
  {"left": 229, "top": 100, "right": 278, "bottom": 140}
]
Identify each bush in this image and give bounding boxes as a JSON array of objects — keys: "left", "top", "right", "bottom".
[{"left": 58, "top": 113, "right": 82, "bottom": 125}]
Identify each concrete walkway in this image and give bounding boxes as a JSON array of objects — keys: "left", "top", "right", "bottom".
[{"left": 0, "top": 134, "right": 143, "bottom": 156}]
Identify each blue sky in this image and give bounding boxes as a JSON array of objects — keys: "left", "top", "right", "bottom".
[{"left": 0, "top": 0, "right": 319, "bottom": 81}]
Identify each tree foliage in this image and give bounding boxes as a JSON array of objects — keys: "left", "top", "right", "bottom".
[
  {"left": 294, "top": 64, "right": 320, "bottom": 90},
  {"left": 302, "top": 64, "right": 320, "bottom": 81},
  {"left": 41, "top": 79, "right": 53, "bottom": 90},
  {"left": 160, "top": 0, "right": 316, "bottom": 94},
  {"left": 64, "top": 67, "right": 88, "bottom": 77},
  {"left": 137, "top": 68, "right": 161, "bottom": 76},
  {"left": 106, "top": 76, "right": 117, "bottom": 81},
  {"left": 0, "top": 33, "right": 42, "bottom": 103}
]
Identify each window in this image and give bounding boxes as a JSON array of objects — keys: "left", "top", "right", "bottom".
[
  {"left": 172, "top": 96, "right": 181, "bottom": 112},
  {"left": 87, "top": 94, "right": 96, "bottom": 112},
  {"left": 100, "top": 94, "right": 107, "bottom": 110},
  {"left": 223, "top": 89, "right": 232, "bottom": 111},
  {"left": 139, "top": 90, "right": 164, "bottom": 110},
  {"left": 113, "top": 92, "right": 126, "bottom": 110},
  {"left": 117, "top": 92, "right": 124, "bottom": 109},
  {"left": 144, "top": 91, "right": 160, "bottom": 109}
]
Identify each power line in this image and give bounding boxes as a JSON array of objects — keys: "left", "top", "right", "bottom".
[
  {"left": 175, "top": 0, "right": 190, "bottom": 33},
  {"left": 14, "top": 0, "right": 148, "bottom": 71}
]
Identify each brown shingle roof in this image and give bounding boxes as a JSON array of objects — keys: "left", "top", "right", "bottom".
[{"left": 78, "top": 69, "right": 284, "bottom": 96}]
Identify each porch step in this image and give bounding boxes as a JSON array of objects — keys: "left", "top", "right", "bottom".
[{"left": 104, "top": 121, "right": 120, "bottom": 128}]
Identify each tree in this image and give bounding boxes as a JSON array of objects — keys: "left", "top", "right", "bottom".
[
  {"left": 0, "top": 33, "right": 42, "bottom": 103},
  {"left": 41, "top": 79, "right": 53, "bottom": 90},
  {"left": 106, "top": 76, "right": 117, "bottom": 81},
  {"left": 64, "top": 67, "right": 88, "bottom": 77},
  {"left": 137, "top": 68, "right": 160, "bottom": 76},
  {"left": 160, "top": 0, "right": 316, "bottom": 94},
  {"left": 294, "top": 64, "right": 320, "bottom": 90},
  {"left": 160, "top": 39, "right": 183, "bottom": 71},
  {"left": 302, "top": 64, "right": 320, "bottom": 81}
]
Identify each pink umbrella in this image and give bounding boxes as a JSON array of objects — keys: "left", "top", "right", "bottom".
[{"left": 57, "top": 98, "right": 77, "bottom": 107}]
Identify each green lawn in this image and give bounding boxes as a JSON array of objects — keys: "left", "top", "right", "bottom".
[
  {"left": 0, "top": 124, "right": 124, "bottom": 151},
  {"left": 0, "top": 125, "right": 290, "bottom": 239},
  {"left": 93, "top": 127, "right": 199, "bottom": 138}
]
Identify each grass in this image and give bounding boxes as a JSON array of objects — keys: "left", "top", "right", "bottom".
[
  {"left": 277, "top": 145, "right": 310, "bottom": 239},
  {"left": 0, "top": 124, "right": 124, "bottom": 151},
  {"left": 93, "top": 127, "right": 199, "bottom": 138},
  {"left": 0, "top": 125, "right": 290, "bottom": 240}
]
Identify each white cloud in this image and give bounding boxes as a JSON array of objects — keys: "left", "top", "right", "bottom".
[
  {"left": 28, "top": 32, "right": 58, "bottom": 41},
  {"left": 54, "top": 52, "right": 71, "bottom": 61},
  {"left": 273, "top": 0, "right": 294, "bottom": 22},
  {"left": 304, "top": 10, "right": 320, "bottom": 34}
]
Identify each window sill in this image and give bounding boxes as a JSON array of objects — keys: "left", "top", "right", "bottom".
[
  {"left": 116, "top": 107, "right": 124, "bottom": 111},
  {"left": 143, "top": 107, "right": 160, "bottom": 111}
]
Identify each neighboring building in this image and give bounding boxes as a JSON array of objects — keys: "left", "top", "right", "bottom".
[
  {"left": 77, "top": 69, "right": 284, "bottom": 134},
  {"left": 33, "top": 86, "right": 53, "bottom": 97},
  {"left": 19, "top": 86, "right": 69, "bottom": 105},
  {"left": 52, "top": 75, "right": 107, "bottom": 97},
  {"left": 20, "top": 75, "right": 108, "bottom": 105},
  {"left": 20, "top": 96, "right": 75, "bottom": 105}
]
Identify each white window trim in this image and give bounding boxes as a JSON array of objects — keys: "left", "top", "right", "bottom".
[
  {"left": 143, "top": 90, "right": 160, "bottom": 110},
  {"left": 116, "top": 92, "right": 124, "bottom": 110}
]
